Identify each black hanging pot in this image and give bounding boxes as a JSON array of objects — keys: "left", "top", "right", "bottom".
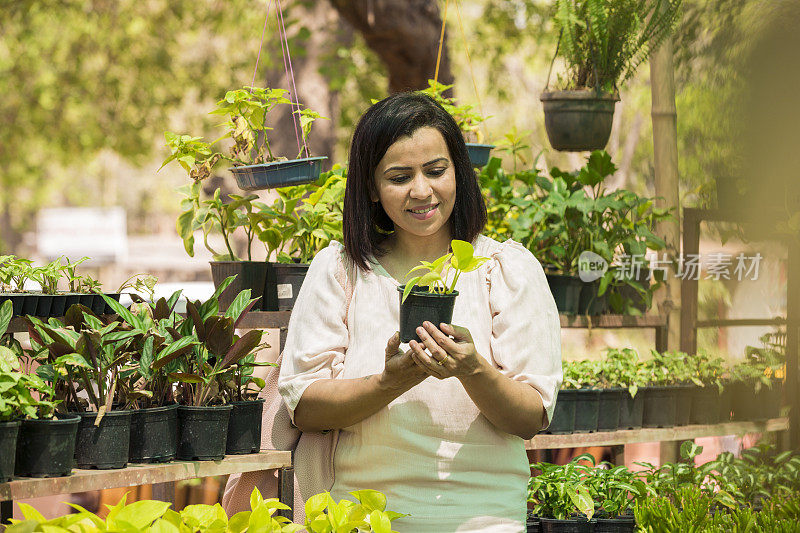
[
  {"left": 129, "top": 404, "right": 179, "bottom": 463},
  {"left": 226, "top": 399, "right": 266, "bottom": 454},
  {"left": 397, "top": 286, "right": 457, "bottom": 343},
  {"left": 265, "top": 262, "right": 310, "bottom": 311},
  {"left": 545, "top": 273, "right": 582, "bottom": 315},
  {"left": 210, "top": 261, "right": 271, "bottom": 312},
  {"left": 230, "top": 156, "right": 327, "bottom": 190},
  {"left": 540, "top": 90, "right": 619, "bottom": 152},
  {"left": 545, "top": 389, "right": 577, "bottom": 434},
  {"left": 15, "top": 415, "right": 80, "bottom": 477},
  {"left": 465, "top": 143, "right": 494, "bottom": 168},
  {"left": 74, "top": 410, "right": 133, "bottom": 469},
  {"left": 177, "top": 404, "right": 233, "bottom": 461},
  {"left": 0, "top": 421, "right": 20, "bottom": 482},
  {"left": 618, "top": 390, "right": 644, "bottom": 429}
]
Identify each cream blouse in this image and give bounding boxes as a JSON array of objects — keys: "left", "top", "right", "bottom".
[{"left": 278, "top": 235, "right": 562, "bottom": 532}]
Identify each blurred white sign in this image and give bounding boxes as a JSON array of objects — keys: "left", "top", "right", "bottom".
[{"left": 37, "top": 207, "right": 128, "bottom": 263}]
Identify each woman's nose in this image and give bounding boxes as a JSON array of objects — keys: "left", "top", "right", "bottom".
[{"left": 409, "top": 172, "right": 432, "bottom": 198}]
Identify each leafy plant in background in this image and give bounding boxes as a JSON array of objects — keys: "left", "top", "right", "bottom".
[
  {"left": 641, "top": 349, "right": 697, "bottom": 386},
  {"left": 304, "top": 489, "right": 407, "bottom": 533},
  {"left": 710, "top": 444, "right": 800, "bottom": 506},
  {"left": 552, "top": 0, "right": 683, "bottom": 92},
  {"left": 561, "top": 359, "right": 600, "bottom": 390},
  {"left": 598, "top": 347, "right": 642, "bottom": 397},
  {"left": 684, "top": 349, "right": 727, "bottom": 391},
  {"left": 417, "top": 79, "right": 488, "bottom": 143},
  {"left": 582, "top": 457, "right": 649, "bottom": 518},
  {"left": 0, "top": 256, "right": 34, "bottom": 292},
  {"left": 732, "top": 332, "right": 785, "bottom": 392},
  {"left": 528, "top": 454, "right": 596, "bottom": 520},
  {"left": 401, "top": 240, "right": 489, "bottom": 303}
]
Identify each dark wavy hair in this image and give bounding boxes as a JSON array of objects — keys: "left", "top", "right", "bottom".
[{"left": 343, "top": 92, "right": 487, "bottom": 272}]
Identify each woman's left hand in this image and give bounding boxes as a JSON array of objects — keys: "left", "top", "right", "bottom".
[{"left": 408, "top": 321, "right": 486, "bottom": 379}]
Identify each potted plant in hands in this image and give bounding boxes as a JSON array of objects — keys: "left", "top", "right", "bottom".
[
  {"left": 171, "top": 280, "right": 264, "bottom": 460},
  {"left": 26, "top": 307, "right": 135, "bottom": 469},
  {"left": 162, "top": 86, "right": 328, "bottom": 192},
  {"left": 418, "top": 79, "right": 494, "bottom": 167},
  {"left": 398, "top": 239, "right": 489, "bottom": 343},
  {"left": 541, "top": 0, "right": 682, "bottom": 151}
]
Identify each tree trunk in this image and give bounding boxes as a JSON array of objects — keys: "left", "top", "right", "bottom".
[{"left": 328, "top": 0, "right": 454, "bottom": 93}]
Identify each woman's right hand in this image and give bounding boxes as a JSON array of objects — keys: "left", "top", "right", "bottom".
[{"left": 380, "top": 331, "right": 429, "bottom": 392}]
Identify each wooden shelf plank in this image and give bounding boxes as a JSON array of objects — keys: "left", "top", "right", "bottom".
[
  {"left": 559, "top": 314, "right": 667, "bottom": 329},
  {"left": 525, "top": 417, "right": 789, "bottom": 450},
  {"left": 0, "top": 451, "right": 291, "bottom": 501}
]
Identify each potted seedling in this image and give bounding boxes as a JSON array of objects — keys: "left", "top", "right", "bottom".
[
  {"left": 541, "top": 0, "right": 682, "bottom": 151},
  {"left": 638, "top": 350, "right": 691, "bottom": 429},
  {"left": 418, "top": 79, "right": 494, "bottom": 167},
  {"left": 730, "top": 333, "right": 784, "bottom": 421},
  {"left": 563, "top": 360, "right": 602, "bottom": 433},
  {"left": 587, "top": 462, "right": 647, "bottom": 532},
  {"left": 528, "top": 456, "right": 596, "bottom": 532},
  {"left": 170, "top": 279, "right": 264, "bottom": 460},
  {"left": 26, "top": 306, "right": 135, "bottom": 469},
  {"left": 599, "top": 347, "right": 644, "bottom": 430},
  {"left": 398, "top": 239, "right": 488, "bottom": 343},
  {"left": 683, "top": 350, "right": 727, "bottom": 425},
  {"left": 0, "top": 255, "right": 35, "bottom": 315}
]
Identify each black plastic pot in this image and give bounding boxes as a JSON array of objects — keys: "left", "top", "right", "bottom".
[
  {"left": 642, "top": 386, "right": 677, "bottom": 428},
  {"left": 527, "top": 513, "right": 541, "bottom": 533},
  {"left": 465, "top": 143, "right": 494, "bottom": 168},
  {"left": 177, "top": 405, "right": 233, "bottom": 461},
  {"left": 129, "top": 404, "right": 178, "bottom": 463},
  {"left": 15, "top": 415, "right": 80, "bottom": 477},
  {"left": 674, "top": 384, "right": 693, "bottom": 426},
  {"left": 610, "top": 268, "right": 652, "bottom": 315},
  {"left": 397, "top": 286, "right": 458, "bottom": 343},
  {"left": 0, "top": 421, "right": 20, "bottom": 481},
  {"left": 35, "top": 295, "right": 53, "bottom": 317},
  {"left": 65, "top": 293, "right": 82, "bottom": 310},
  {"left": 594, "top": 516, "right": 635, "bottom": 533},
  {"left": 230, "top": 156, "right": 327, "bottom": 191},
  {"left": 690, "top": 386, "right": 721, "bottom": 425},
  {"left": 103, "top": 293, "right": 122, "bottom": 314},
  {"left": 50, "top": 294, "right": 68, "bottom": 316},
  {"left": 270, "top": 262, "right": 310, "bottom": 311},
  {"left": 540, "top": 90, "right": 619, "bottom": 152},
  {"left": 74, "top": 410, "right": 132, "bottom": 469},
  {"left": 718, "top": 385, "right": 734, "bottom": 422},
  {"left": 573, "top": 389, "right": 601, "bottom": 433},
  {"left": 546, "top": 274, "right": 582, "bottom": 315},
  {"left": 22, "top": 295, "right": 37, "bottom": 316},
  {"left": 618, "top": 391, "right": 644, "bottom": 429},
  {"left": 546, "top": 389, "right": 578, "bottom": 434},
  {"left": 210, "top": 261, "right": 270, "bottom": 312},
  {"left": 577, "top": 280, "right": 609, "bottom": 315},
  {"left": 78, "top": 294, "right": 95, "bottom": 309},
  {"left": 598, "top": 388, "right": 624, "bottom": 431},
  {"left": 0, "top": 294, "right": 24, "bottom": 315},
  {"left": 226, "top": 399, "right": 265, "bottom": 454},
  {"left": 540, "top": 517, "right": 594, "bottom": 533},
  {"left": 732, "top": 380, "right": 783, "bottom": 421}
]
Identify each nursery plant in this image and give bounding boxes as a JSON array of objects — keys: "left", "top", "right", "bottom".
[
  {"left": 528, "top": 454, "right": 596, "bottom": 520},
  {"left": 541, "top": 0, "right": 682, "bottom": 151},
  {"left": 418, "top": 79, "right": 488, "bottom": 143}
]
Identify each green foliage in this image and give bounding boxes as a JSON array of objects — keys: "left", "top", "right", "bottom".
[
  {"left": 401, "top": 240, "right": 489, "bottom": 303},
  {"left": 417, "top": 79, "right": 488, "bottom": 142},
  {"left": 561, "top": 359, "right": 600, "bottom": 390},
  {"left": 528, "top": 454, "right": 597, "bottom": 519},
  {"left": 304, "top": 490, "right": 407, "bottom": 533},
  {"left": 0, "top": 255, "right": 103, "bottom": 294},
  {"left": 731, "top": 332, "right": 785, "bottom": 393},
  {"left": 552, "top": 0, "right": 683, "bottom": 91},
  {"left": 176, "top": 166, "right": 346, "bottom": 263},
  {"left": 597, "top": 347, "right": 642, "bottom": 397}
]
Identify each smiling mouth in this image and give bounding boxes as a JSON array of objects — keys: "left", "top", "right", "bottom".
[{"left": 407, "top": 204, "right": 439, "bottom": 214}]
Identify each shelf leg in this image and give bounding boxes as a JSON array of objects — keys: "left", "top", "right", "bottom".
[
  {"left": 152, "top": 482, "right": 176, "bottom": 506},
  {"left": 277, "top": 467, "right": 294, "bottom": 522},
  {"left": 659, "top": 440, "right": 680, "bottom": 465},
  {"left": 1, "top": 500, "right": 12, "bottom": 525},
  {"left": 611, "top": 445, "right": 625, "bottom": 466}
]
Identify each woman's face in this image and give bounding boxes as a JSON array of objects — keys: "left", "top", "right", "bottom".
[{"left": 372, "top": 126, "right": 456, "bottom": 242}]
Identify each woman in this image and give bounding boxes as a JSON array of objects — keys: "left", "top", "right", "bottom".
[{"left": 277, "top": 92, "right": 562, "bottom": 532}]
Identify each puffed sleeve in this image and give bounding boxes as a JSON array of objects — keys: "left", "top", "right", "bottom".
[
  {"left": 486, "top": 240, "right": 562, "bottom": 428},
  {"left": 278, "top": 242, "right": 348, "bottom": 423}
]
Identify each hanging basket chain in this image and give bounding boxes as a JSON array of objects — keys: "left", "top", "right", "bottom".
[
  {"left": 433, "top": 0, "right": 450, "bottom": 84},
  {"left": 251, "top": 0, "right": 273, "bottom": 90},
  {"left": 276, "top": 0, "right": 308, "bottom": 159},
  {"left": 454, "top": 0, "right": 488, "bottom": 143}
]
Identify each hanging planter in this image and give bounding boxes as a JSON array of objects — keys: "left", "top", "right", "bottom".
[
  {"left": 231, "top": 156, "right": 327, "bottom": 190},
  {"left": 541, "top": 90, "right": 619, "bottom": 152},
  {"left": 465, "top": 143, "right": 494, "bottom": 168}
]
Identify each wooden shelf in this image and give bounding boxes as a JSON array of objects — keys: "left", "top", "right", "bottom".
[
  {"left": 0, "top": 450, "right": 291, "bottom": 501},
  {"left": 525, "top": 417, "right": 789, "bottom": 450},
  {"left": 559, "top": 314, "right": 666, "bottom": 329}
]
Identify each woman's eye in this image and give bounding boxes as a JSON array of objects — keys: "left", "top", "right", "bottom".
[
  {"left": 428, "top": 168, "right": 446, "bottom": 177},
  {"left": 389, "top": 175, "right": 410, "bottom": 183}
]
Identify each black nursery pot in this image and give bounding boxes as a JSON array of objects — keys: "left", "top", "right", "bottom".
[
  {"left": 577, "top": 280, "right": 609, "bottom": 315},
  {"left": 642, "top": 386, "right": 677, "bottom": 428},
  {"left": 546, "top": 389, "right": 578, "bottom": 434},
  {"left": 465, "top": 143, "right": 494, "bottom": 168},
  {"left": 545, "top": 274, "right": 582, "bottom": 314},
  {"left": 75, "top": 410, "right": 133, "bottom": 469},
  {"left": 210, "top": 261, "right": 271, "bottom": 312},
  {"left": 129, "top": 404, "right": 179, "bottom": 463},
  {"left": 527, "top": 512, "right": 541, "bottom": 533},
  {"left": 22, "top": 294, "right": 38, "bottom": 316},
  {"left": 732, "top": 379, "right": 783, "bottom": 421},
  {"left": 15, "top": 415, "right": 80, "bottom": 477},
  {"left": 50, "top": 294, "right": 68, "bottom": 317},
  {"left": 618, "top": 391, "right": 644, "bottom": 429},
  {"left": 674, "top": 384, "right": 693, "bottom": 426},
  {"left": 690, "top": 386, "right": 720, "bottom": 425},
  {"left": 718, "top": 384, "right": 734, "bottom": 422},
  {"left": 397, "top": 286, "right": 457, "bottom": 343},
  {"left": 269, "top": 262, "right": 310, "bottom": 311},
  {"left": 0, "top": 421, "right": 20, "bottom": 482},
  {"left": 35, "top": 294, "right": 53, "bottom": 317},
  {"left": 594, "top": 516, "right": 635, "bottom": 533},
  {"left": 597, "top": 388, "right": 624, "bottom": 431},
  {"left": 540, "top": 517, "right": 595, "bottom": 533},
  {"left": 177, "top": 405, "right": 233, "bottom": 461},
  {"left": 0, "top": 294, "right": 24, "bottom": 315},
  {"left": 226, "top": 399, "right": 266, "bottom": 455},
  {"left": 573, "top": 389, "right": 601, "bottom": 433}
]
